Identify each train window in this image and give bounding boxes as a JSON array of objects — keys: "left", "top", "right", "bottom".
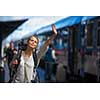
[
  {"left": 97, "top": 29, "right": 100, "bottom": 47},
  {"left": 86, "top": 22, "right": 94, "bottom": 47}
]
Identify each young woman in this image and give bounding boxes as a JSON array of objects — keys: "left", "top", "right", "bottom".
[{"left": 12, "top": 24, "right": 58, "bottom": 83}]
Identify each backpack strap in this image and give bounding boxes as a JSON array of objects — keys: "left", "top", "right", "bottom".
[
  {"left": 32, "top": 49, "right": 40, "bottom": 83},
  {"left": 33, "top": 49, "right": 38, "bottom": 69}
]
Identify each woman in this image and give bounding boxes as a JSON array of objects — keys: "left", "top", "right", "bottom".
[{"left": 12, "top": 24, "right": 57, "bottom": 83}]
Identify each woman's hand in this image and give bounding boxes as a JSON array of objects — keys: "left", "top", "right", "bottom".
[
  {"left": 43, "top": 24, "right": 58, "bottom": 48},
  {"left": 52, "top": 24, "right": 57, "bottom": 35}
]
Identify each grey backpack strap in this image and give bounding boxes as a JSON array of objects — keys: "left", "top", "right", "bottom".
[
  {"left": 33, "top": 49, "right": 38, "bottom": 69},
  {"left": 32, "top": 49, "right": 40, "bottom": 83}
]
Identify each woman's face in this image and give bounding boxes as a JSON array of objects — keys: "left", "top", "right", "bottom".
[{"left": 28, "top": 36, "right": 39, "bottom": 49}]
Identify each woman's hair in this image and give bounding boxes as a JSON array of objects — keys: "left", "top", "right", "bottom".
[{"left": 28, "top": 35, "right": 39, "bottom": 44}]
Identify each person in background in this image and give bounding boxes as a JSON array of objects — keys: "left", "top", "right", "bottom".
[
  {"left": 4, "top": 41, "right": 17, "bottom": 82},
  {"left": 36, "top": 59, "right": 46, "bottom": 82},
  {"left": 44, "top": 44, "right": 57, "bottom": 82}
]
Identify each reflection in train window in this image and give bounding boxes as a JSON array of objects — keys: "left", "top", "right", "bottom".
[
  {"left": 97, "top": 29, "right": 100, "bottom": 47},
  {"left": 86, "top": 22, "right": 94, "bottom": 48}
]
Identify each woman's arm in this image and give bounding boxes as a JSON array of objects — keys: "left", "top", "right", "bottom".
[
  {"left": 37, "top": 24, "right": 57, "bottom": 62},
  {"left": 43, "top": 24, "right": 57, "bottom": 47}
]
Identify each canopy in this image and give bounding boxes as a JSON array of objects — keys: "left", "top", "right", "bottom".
[
  {"left": 37, "top": 16, "right": 98, "bottom": 35},
  {"left": 0, "top": 16, "right": 32, "bottom": 22},
  {"left": 37, "top": 16, "right": 83, "bottom": 35},
  {"left": 2, "top": 16, "right": 98, "bottom": 44},
  {"left": 82, "top": 16, "right": 97, "bottom": 21},
  {"left": 3, "top": 16, "right": 67, "bottom": 44}
]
